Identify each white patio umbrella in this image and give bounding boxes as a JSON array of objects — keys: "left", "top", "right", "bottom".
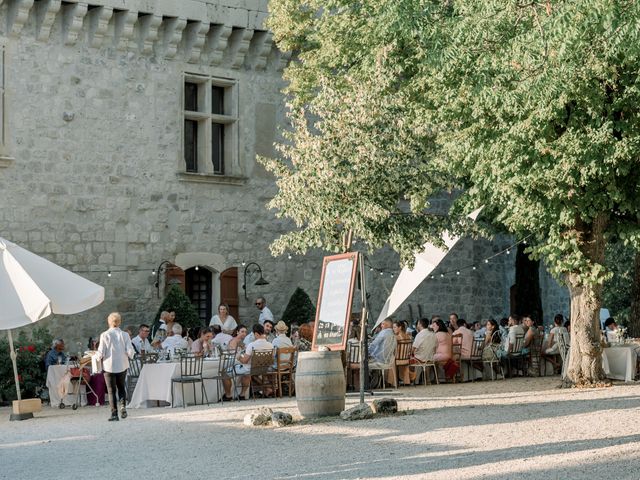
[
  {"left": 374, "top": 207, "right": 483, "bottom": 328},
  {"left": 0, "top": 237, "right": 105, "bottom": 402}
]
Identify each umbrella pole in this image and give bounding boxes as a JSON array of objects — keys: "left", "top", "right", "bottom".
[{"left": 7, "top": 330, "right": 21, "bottom": 401}]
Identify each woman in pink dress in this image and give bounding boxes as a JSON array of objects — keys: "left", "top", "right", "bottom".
[{"left": 431, "top": 318, "right": 452, "bottom": 363}]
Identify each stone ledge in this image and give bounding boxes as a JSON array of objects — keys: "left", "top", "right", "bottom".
[
  {"left": 178, "top": 172, "right": 248, "bottom": 186},
  {"left": 0, "top": 155, "right": 14, "bottom": 168}
]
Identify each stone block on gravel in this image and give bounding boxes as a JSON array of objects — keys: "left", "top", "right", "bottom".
[
  {"left": 340, "top": 403, "right": 373, "bottom": 421},
  {"left": 244, "top": 407, "right": 274, "bottom": 426},
  {"left": 271, "top": 411, "right": 293, "bottom": 427},
  {"left": 371, "top": 397, "right": 398, "bottom": 414}
]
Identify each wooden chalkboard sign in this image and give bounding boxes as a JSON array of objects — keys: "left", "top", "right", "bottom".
[{"left": 312, "top": 252, "right": 359, "bottom": 351}]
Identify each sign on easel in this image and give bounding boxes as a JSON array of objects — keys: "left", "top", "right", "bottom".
[{"left": 312, "top": 252, "right": 359, "bottom": 351}]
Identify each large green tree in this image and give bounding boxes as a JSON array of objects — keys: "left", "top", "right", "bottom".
[{"left": 267, "top": 0, "right": 640, "bottom": 385}]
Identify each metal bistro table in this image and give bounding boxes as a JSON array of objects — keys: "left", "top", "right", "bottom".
[{"left": 128, "top": 359, "right": 222, "bottom": 408}]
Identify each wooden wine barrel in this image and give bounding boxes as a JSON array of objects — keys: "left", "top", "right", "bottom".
[{"left": 296, "top": 350, "right": 346, "bottom": 418}]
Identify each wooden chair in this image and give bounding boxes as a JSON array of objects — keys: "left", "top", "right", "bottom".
[
  {"left": 528, "top": 334, "right": 545, "bottom": 376},
  {"left": 395, "top": 340, "right": 413, "bottom": 386},
  {"left": 506, "top": 334, "right": 525, "bottom": 377},
  {"left": 462, "top": 337, "right": 485, "bottom": 382},
  {"left": 450, "top": 334, "right": 463, "bottom": 383},
  {"left": 249, "top": 350, "right": 279, "bottom": 399},
  {"left": 170, "top": 354, "right": 208, "bottom": 408},
  {"left": 275, "top": 346, "right": 297, "bottom": 397},
  {"left": 346, "top": 342, "right": 361, "bottom": 390}
]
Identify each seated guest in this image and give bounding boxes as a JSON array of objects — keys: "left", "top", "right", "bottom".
[
  {"left": 264, "top": 319, "right": 276, "bottom": 342},
  {"left": 272, "top": 321, "right": 293, "bottom": 349},
  {"left": 272, "top": 321, "right": 294, "bottom": 367},
  {"left": 473, "top": 321, "right": 487, "bottom": 339},
  {"left": 209, "top": 303, "right": 238, "bottom": 334},
  {"left": 604, "top": 317, "right": 619, "bottom": 342},
  {"left": 448, "top": 313, "right": 460, "bottom": 334},
  {"left": 393, "top": 321, "right": 412, "bottom": 341},
  {"left": 131, "top": 324, "right": 152, "bottom": 354},
  {"left": 227, "top": 325, "right": 248, "bottom": 352},
  {"left": 483, "top": 320, "right": 503, "bottom": 358},
  {"left": 431, "top": 319, "right": 452, "bottom": 364},
  {"left": 151, "top": 311, "right": 175, "bottom": 348},
  {"left": 507, "top": 315, "right": 525, "bottom": 353},
  {"left": 212, "top": 324, "right": 233, "bottom": 349},
  {"left": 482, "top": 319, "right": 503, "bottom": 378},
  {"left": 453, "top": 319, "right": 474, "bottom": 359},
  {"left": 161, "top": 323, "right": 188, "bottom": 353},
  {"left": 234, "top": 324, "right": 274, "bottom": 400},
  {"left": 45, "top": 339, "right": 68, "bottom": 368},
  {"left": 410, "top": 318, "right": 437, "bottom": 383},
  {"left": 545, "top": 314, "right": 569, "bottom": 354},
  {"left": 522, "top": 316, "right": 540, "bottom": 354},
  {"left": 295, "top": 324, "right": 313, "bottom": 351},
  {"left": 191, "top": 327, "right": 214, "bottom": 356},
  {"left": 412, "top": 318, "right": 437, "bottom": 363},
  {"left": 369, "top": 318, "right": 396, "bottom": 365},
  {"left": 392, "top": 320, "right": 412, "bottom": 384}
]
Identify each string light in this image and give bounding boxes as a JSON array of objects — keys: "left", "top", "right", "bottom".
[
  {"left": 287, "top": 254, "right": 292, "bottom": 260},
  {"left": 364, "top": 235, "right": 531, "bottom": 281},
  {"left": 107, "top": 271, "right": 111, "bottom": 277},
  {"left": 195, "top": 265, "right": 199, "bottom": 271},
  {"left": 151, "top": 269, "right": 156, "bottom": 276}
]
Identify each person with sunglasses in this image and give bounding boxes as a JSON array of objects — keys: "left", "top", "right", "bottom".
[{"left": 255, "top": 297, "right": 274, "bottom": 326}]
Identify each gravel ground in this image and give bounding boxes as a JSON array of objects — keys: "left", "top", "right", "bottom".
[{"left": 1, "top": 377, "right": 639, "bottom": 480}]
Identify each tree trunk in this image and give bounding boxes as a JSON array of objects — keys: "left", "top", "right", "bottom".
[
  {"left": 514, "top": 243, "right": 543, "bottom": 323},
  {"left": 628, "top": 251, "right": 640, "bottom": 337},
  {"left": 565, "top": 213, "right": 608, "bottom": 386}
]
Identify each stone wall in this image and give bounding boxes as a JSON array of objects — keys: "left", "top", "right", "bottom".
[{"left": 0, "top": 0, "right": 569, "bottom": 349}]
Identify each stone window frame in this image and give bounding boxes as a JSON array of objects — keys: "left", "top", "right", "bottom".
[
  {"left": 0, "top": 41, "right": 12, "bottom": 168},
  {"left": 179, "top": 72, "right": 246, "bottom": 186}
]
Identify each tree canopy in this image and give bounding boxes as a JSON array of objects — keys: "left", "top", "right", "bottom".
[{"left": 266, "top": 0, "right": 640, "bottom": 384}]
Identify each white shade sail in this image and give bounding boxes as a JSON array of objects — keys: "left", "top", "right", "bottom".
[
  {"left": 0, "top": 237, "right": 105, "bottom": 330},
  {"left": 374, "top": 208, "right": 483, "bottom": 328}
]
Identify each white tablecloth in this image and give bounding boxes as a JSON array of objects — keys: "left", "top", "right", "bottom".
[
  {"left": 46, "top": 365, "right": 87, "bottom": 408},
  {"left": 128, "top": 360, "right": 222, "bottom": 408},
  {"left": 602, "top": 346, "right": 637, "bottom": 382}
]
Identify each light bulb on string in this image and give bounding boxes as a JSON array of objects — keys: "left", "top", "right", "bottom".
[
  {"left": 287, "top": 254, "right": 292, "bottom": 260},
  {"left": 456, "top": 271, "right": 460, "bottom": 275},
  {"left": 380, "top": 271, "right": 383, "bottom": 276},
  {"left": 440, "top": 273, "right": 444, "bottom": 278},
  {"left": 107, "top": 271, "right": 112, "bottom": 277},
  {"left": 241, "top": 260, "right": 246, "bottom": 267},
  {"left": 485, "top": 259, "right": 489, "bottom": 264},
  {"left": 152, "top": 269, "right": 156, "bottom": 276},
  {"left": 370, "top": 267, "right": 374, "bottom": 271},
  {"left": 472, "top": 266, "right": 477, "bottom": 270},
  {"left": 506, "top": 249, "right": 511, "bottom": 255},
  {"left": 195, "top": 265, "right": 199, "bottom": 271},
  {"left": 390, "top": 273, "right": 394, "bottom": 278},
  {"left": 430, "top": 275, "right": 435, "bottom": 279}
]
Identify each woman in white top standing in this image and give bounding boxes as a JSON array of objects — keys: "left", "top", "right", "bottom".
[
  {"left": 209, "top": 303, "right": 237, "bottom": 334},
  {"left": 94, "top": 312, "right": 135, "bottom": 422}
]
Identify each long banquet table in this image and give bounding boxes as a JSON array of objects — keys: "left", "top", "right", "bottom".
[
  {"left": 128, "top": 359, "right": 222, "bottom": 408},
  {"left": 602, "top": 345, "right": 638, "bottom": 382}
]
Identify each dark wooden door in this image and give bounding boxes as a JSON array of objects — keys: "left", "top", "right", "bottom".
[
  {"left": 185, "top": 267, "right": 212, "bottom": 325},
  {"left": 220, "top": 267, "right": 239, "bottom": 321}
]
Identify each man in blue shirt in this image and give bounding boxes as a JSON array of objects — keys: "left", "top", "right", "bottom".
[
  {"left": 369, "top": 318, "right": 396, "bottom": 365},
  {"left": 44, "top": 339, "right": 67, "bottom": 368}
]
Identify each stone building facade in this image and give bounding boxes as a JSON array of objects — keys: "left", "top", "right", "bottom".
[{"left": 0, "top": 0, "right": 568, "bottom": 347}]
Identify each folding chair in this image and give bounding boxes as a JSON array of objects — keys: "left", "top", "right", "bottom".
[{"left": 171, "top": 354, "right": 208, "bottom": 408}]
